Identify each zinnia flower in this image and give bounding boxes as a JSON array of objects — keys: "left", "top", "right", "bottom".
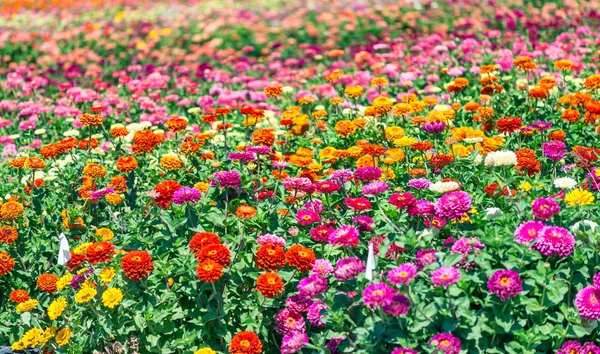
[
  {"left": 328, "top": 225, "right": 360, "bottom": 247},
  {"left": 429, "top": 333, "right": 461, "bottom": 354},
  {"left": 256, "top": 272, "right": 284, "bottom": 298},
  {"left": 172, "top": 187, "right": 202, "bottom": 204},
  {"left": 274, "top": 308, "right": 306, "bottom": 334},
  {"left": 487, "top": 269, "right": 523, "bottom": 301},
  {"left": 362, "top": 283, "right": 395, "bottom": 308},
  {"left": 514, "top": 220, "right": 546, "bottom": 244},
  {"left": 382, "top": 293, "right": 411, "bottom": 316},
  {"left": 431, "top": 266, "right": 461, "bottom": 288},
  {"left": 434, "top": 191, "right": 472, "bottom": 220},
  {"left": 533, "top": 226, "right": 575, "bottom": 258},
  {"left": 102, "top": 287, "right": 123, "bottom": 309},
  {"left": 388, "top": 263, "right": 419, "bottom": 285},
  {"left": 575, "top": 286, "right": 600, "bottom": 320},
  {"left": 281, "top": 331, "right": 308, "bottom": 354},
  {"left": 121, "top": 250, "right": 154, "bottom": 280},
  {"left": 531, "top": 197, "right": 560, "bottom": 220}
]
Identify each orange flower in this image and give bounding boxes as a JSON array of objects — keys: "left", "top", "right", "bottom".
[
  {"left": 515, "top": 148, "right": 540, "bottom": 176},
  {"left": 229, "top": 331, "right": 263, "bottom": 354},
  {"left": 264, "top": 85, "right": 283, "bottom": 97},
  {"left": 344, "top": 85, "right": 363, "bottom": 98},
  {"left": 196, "top": 259, "right": 224, "bottom": 282},
  {"left": 334, "top": 120, "right": 356, "bottom": 137},
  {"left": 251, "top": 128, "right": 275, "bottom": 146},
  {"left": 110, "top": 126, "right": 128, "bottom": 138},
  {"left": 235, "top": 205, "right": 257, "bottom": 219},
  {"left": 554, "top": 59, "right": 574, "bottom": 71},
  {"left": 549, "top": 129, "right": 566, "bottom": 141},
  {"left": 0, "top": 201, "right": 24, "bottom": 220},
  {"left": 256, "top": 244, "right": 286, "bottom": 271},
  {"left": 116, "top": 156, "right": 138, "bottom": 173},
  {"left": 79, "top": 113, "right": 103, "bottom": 127},
  {"left": 40, "top": 144, "right": 61, "bottom": 159},
  {"left": 584, "top": 74, "right": 600, "bottom": 90},
  {"left": 562, "top": 109, "right": 580, "bottom": 123},
  {"left": 9, "top": 289, "right": 30, "bottom": 303},
  {"left": 0, "top": 252, "right": 15, "bottom": 276},
  {"left": 9, "top": 157, "right": 26, "bottom": 168},
  {"left": 189, "top": 232, "right": 221, "bottom": 254},
  {"left": 160, "top": 155, "right": 184, "bottom": 171},
  {"left": 195, "top": 243, "right": 231, "bottom": 267},
  {"left": 477, "top": 106, "right": 494, "bottom": 119},
  {"left": 165, "top": 116, "right": 188, "bottom": 133},
  {"left": 0, "top": 226, "right": 18, "bottom": 244},
  {"left": 121, "top": 251, "right": 154, "bottom": 280},
  {"left": 256, "top": 272, "right": 284, "bottom": 298},
  {"left": 83, "top": 163, "right": 107, "bottom": 178},
  {"left": 23, "top": 157, "right": 46, "bottom": 170},
  {"left": 37, "top": 273, "right": 59, "bottom": 293},
  {"left": 108, "top": 176, "right": 128, "bottom": 193},
  {"left": 514, "top": 56, "right": 536, "bottom": 71},
  {"left": 285, "top": 244, "right": 316, "bottom": 272},
  {"left": 86, "top": 241, "right": 116, "bottom": 264},
  {"left": 132, "top": 130, "right": 163, "bottom": 155},
  {"left": 79, "top": 138, "right": 99, "bottom": 150},
  {"left": 528, "top": 86, "right": 549, "bottom": 99}
]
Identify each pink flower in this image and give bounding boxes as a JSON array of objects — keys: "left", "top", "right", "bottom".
[
  {"left": 531, "top": 197, "right": 560, "bottom": 220},
  {"left": 388, "top": 263, "right": 419, "bottom": 285},
  {"left": 532, "top": 226, "right": 575, "bottom": 258},
  {"left": 431, "top": 266, "right": 461, "bottom": 288},
  {"left": 514, "top": 220, "right": 546, "bottom": 244},
  {"left": 296, "top": 209, "right": 321, "bottom": 226}
]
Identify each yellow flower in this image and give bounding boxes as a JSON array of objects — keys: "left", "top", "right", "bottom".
[
  {"left": 194, "top": 182, "right": 209, "bottom": 193},
  {"left": 77, "top": 267, "right": 89, "bottom": 275},
  {"left": 195, "top": 348, "right": 217, "bottom": 354},
  {"left": 96, "top": 228, "right": 114, "bottom": 241},
  {"left": 47, "top": 297, "right": 67, "bottom": 321},
  {"left": 73, "top": 242, "right": 92, "bottom": 255},
  {"left": 393, "top": 136, "right": 416, "bottom": 147},
  {"left": 57, "top": 273, "right": 73, "bottom": 290},
  {"left": 168, "top": 278, "right": 174, "bottom": 287},
  {"left": 40, "top": 327, "right": 57, "bottom": 346},
  {"left": 100, "top": 267, "right": 116, "bottom": 284},
  {"left": 565, "top": 188, "right": 595, "bottom": 206},
  {"left": 55, "top": 328, "right": 72, "bottom": 347},
  {"left": 519, "top": 181, "right": 532, "bottom": 192},
  {"left": 102, "top": 287, "right": 123, "bottom": 309},
  {"left": 12, "top": 328, "right": 43, "bottom": 350},
  {"left": 16, "top": 299, "right": 39, "bottom": 313},
  {"left": 75, "top": 285, "right": 97, "bottom": 303}
]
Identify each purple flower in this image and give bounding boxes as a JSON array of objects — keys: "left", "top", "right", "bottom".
[
  {"left": 531, "top": 197, "right": 560, "bottom": 220},
  {"left": 388, "top": 263, "right": 419, "bottom": 285},
  {"left": 297, "top": 274, "right": 328, "bottom": 299},
  {"left": 582, "top": 343, "right": 600, "bottom": 354},
  {"left": 312, "top": 259, "right": 333, "bottom": 275},
  {"left": 325, "top": 337, "right": 344, "bottom": 354},
  {"left": 354, "top": 166, "right": 382, "bottom": 182},
  {"left": 285, "top": 295, "right": 312, "bottom": 313},
  {"left": 575, "top": 286, "right": 600, "bottom": 320},
  {"left": 594, "top": 273, "right": 600, "bottom": 288},
  {"left": 274, "top": 308, "right": 305, "bottom": 334},
  {"left": 434, "top": 191, "right": 472, "bottom": 220},
  {"left": 334, "top": 257, "right": 365, "bottom": 281},
  {"left": 330, "top": 169, "right": 353, "bottom": 183},
  {"left": 352, "top": 215, "right": 374, "bottom": 232},
  {"left": 407, "top": 178, "right": 431, "bottom": 190},
  {"left": 423, "top": 121, "right": 447, "bottom": 134},
  {"left": 296, "top": 209, "right": 321, "bottom": 226},
  {"left": 533, "top": 121, "right": 552, "bottom": 131},
  {"left": 382, "top": 292, "right": 410, "bottom": 316},
  {"left": 362, "top": 181, "right": 389, "bottom": 195},
  {"left": 514, "top": 220, "right": 546, "bottom": 244},
  {"left": 307, "top": 300, "right": 328, "bottom": 327},
  {"left": 213, "top": 170, "right": 241, "bottom": 188},
  {"left": 303, "top": 200, "right": 324, "bottom": 214},
  {"left": 587, "top": 169, "right": 600, "bottom": 192},
  {"left": 542, "top": 141, "right": 566, "bottom": 161},
  {"left": 281, "top": 331, "right": 308, "bottom": 354},
  {"left": 429, "top": 333, "right": 461, "bottom": 354},
  {"left": 431, "top": 266, "right": 461, "bottom": 288},
  {"left": 532, "top": 226, "right": 575, "bottom": 258},
  {"left": 415, "top": 249, "right": 437, "bottom": 269},
  {"left": 329, "top": 225, "right": 360, "bottom": 247},
  {"left": 451, "top": 237, "right": 485, "bottom": 255},
  {"left": 246, "top": 145, "right": 271, "bottom": 154},
  {"left": 362, "top": 283, "right": 395, "bottom": 308},
  {"left": 172, "top": 187, "right": 202, "bottom": 205},
  {"left": 487, "top": 269, "right": 522, "bottom": 301},
  {"left": 228, "top": 151, "right": 256, "bottom": 162}
]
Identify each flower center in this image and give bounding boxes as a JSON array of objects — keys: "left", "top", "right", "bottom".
[
  {"left": 500, "top": 277, "right": 511, "bottom": 286},
  {"left": 372, "top": 290, "right": 384, "bottom": 297},
  {"left": 240, "top": 340, "right": 250, "bottom": 348}
]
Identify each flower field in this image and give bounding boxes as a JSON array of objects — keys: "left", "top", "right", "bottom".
[{"left": 2, "top": 0, "right": 600, "bottom": 353}]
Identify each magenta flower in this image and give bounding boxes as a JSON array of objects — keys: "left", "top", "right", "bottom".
[
  {"left": 352, "top": 215, "right": 374, "bottom": 232},
  {"left": 531, "top": 197, "right": 560, "bottom": 220},
  {"left": 429, "top": 333, "right": 461, "bottom": 354},
  {"left": 354, "top": 166, "right": 382, "bottom": 182},
  {"left": 450, "top": 237, "right": 485, "bottom": 255},
  {"left": 312, "top": 259, "right": 333, "bottom": 275},
  {"left": 532, "top": 226, "right": 575, "bottom": 258},
  {"left": 334, "top": 257, "right": 365, "bottom": 281},
  {"left": 362, "top": 181, "right": 389, "bottom": 195},
  {"left": 431, "top": 266, "right": 461, "bottom": 288},
  {"left": 281, "top": 331, "right": 308, "bottom": 354},
  {"left": 274, "top": 308, "right": 306, "bottom": 334},
  {"left": 487, "top": 269, "right": 522, "bottom": 301},
  {"left": 328, "top": 225, "right": 360, "bottom": 247},
  {"left": 362, "top": 283, "right": 395, "bottom": 308},
  {"left": 557, "top": 341, "right": 582, "bottom": 354},
  {"left": 295, "top": 209, "right": 321, "bottom": 226},
  {"left": 387, "top": 263, "right": 419, "bottom": 285},
  {"left": 423, "top": 121, "right": 447, "bottom": 134},
  {"left": 391, "top": 348, "right": 418, "bottom": 354},
  {"left": 172, "top": 187, "right": 202, "bottom": 205},
  {"left": 407, "top": 199, "right": 435, "bottom": 217},
  {"left": 90, "top": 187, "right": 115, "bottom": 200},
  {"left": 415, "top": 249, "right": 438, "bottom": 269},
  {"left": 213, "top": 170, "right": 241, "bottom": 188},
  {"left": 407, "top": 178, "right": 431, "bottom": 190},
  {"left": 282, "top": 177, "right": 313, "bottom": 192},
  {"left": 297, "top": 274, "right": 328, "bottom": 299},
  {"left": 434, "top": 191, "right": 472, "bottom": 220},
  {"left": 310, "top": 225, "right": 334, "bottom": 242},
  {"left": 514, "top": 220, "right": 546, "bottom": 244},
  {"left": 344, "top": 197, "right": 372, "bottom": 211},
  {"left": 285, "top": 295, "right": 312, "bottom": 313},
  {"left": 575, "top": 286, "right": 600, "bottom": 320},
  {"left": 542, "top": 141, "right": 566, "bottom": 161},
  {"left": 382, "top": 292, "right": 410, "bottom": 316},
  {"left": 307, "top": 300, "right": 328, "bottom": 327},
  {"left": 256, "top": 234, "right": 286, "bottom": 247},
  {"left": 303, "top": 200, "right": 324, "bottom": 214}
]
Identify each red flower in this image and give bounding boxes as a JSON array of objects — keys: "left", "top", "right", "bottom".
[
  {"left": 121, "top": 251, "right": 154, "bottom": 280},
  {"left": 229, "top": 331, "right": 263, "bottom": 354},
  {"left": 285, "top": 244, "right": 316, "bottom": 272},
  {"left": 86, "top": 241, "right": 115, "bottom": 265},
  {"left": 255, "top": 244, "right": 286, "bottom": 271}
]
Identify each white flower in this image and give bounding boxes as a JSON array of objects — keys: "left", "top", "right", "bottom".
[
  {"left": 553, "top": 177, "right": 577, "bottom": 190},
  {"left": 92, "top": 133, "right": 103, "bottom": 139},
  {"left": 463, "top": 137, "right": 483, "bottom": 144},
  {"left": 429, "top": 181, "right": 460, "bottom": 193},
  {"left": 433, "top": 104, "right": 451, "bottom": 111},
  {"left": 8, "top": 134, "right": 20, "bottom": 140},
  {"left": 34, "top": 129, "right": 46, "bottom": 135},
  {"left": 484, "top": 151, "right": 517, "bottom": 167},
  {"left": 314, "top": 105, "right": 325, "bottom": 111},
  {"left": 473, "top": 154, "right": 483, "bottom": 165},
  {"left": 63, "top": 130, "right": 80, "bottom": 137},
  {"left": 485, "top": 207, "right": 503, "bottom": 219},
  {"left": 342, "top": 108, "right": 353, "bottom": 116},
  {"left": 282, "top": 86, "right": 294, "bottom": 94},
  {"left": 429, "top": 86, "right": 442, "bottom": 93},
  {"left": 571, "top": 220, "right": 598, "bottom": 235}
]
